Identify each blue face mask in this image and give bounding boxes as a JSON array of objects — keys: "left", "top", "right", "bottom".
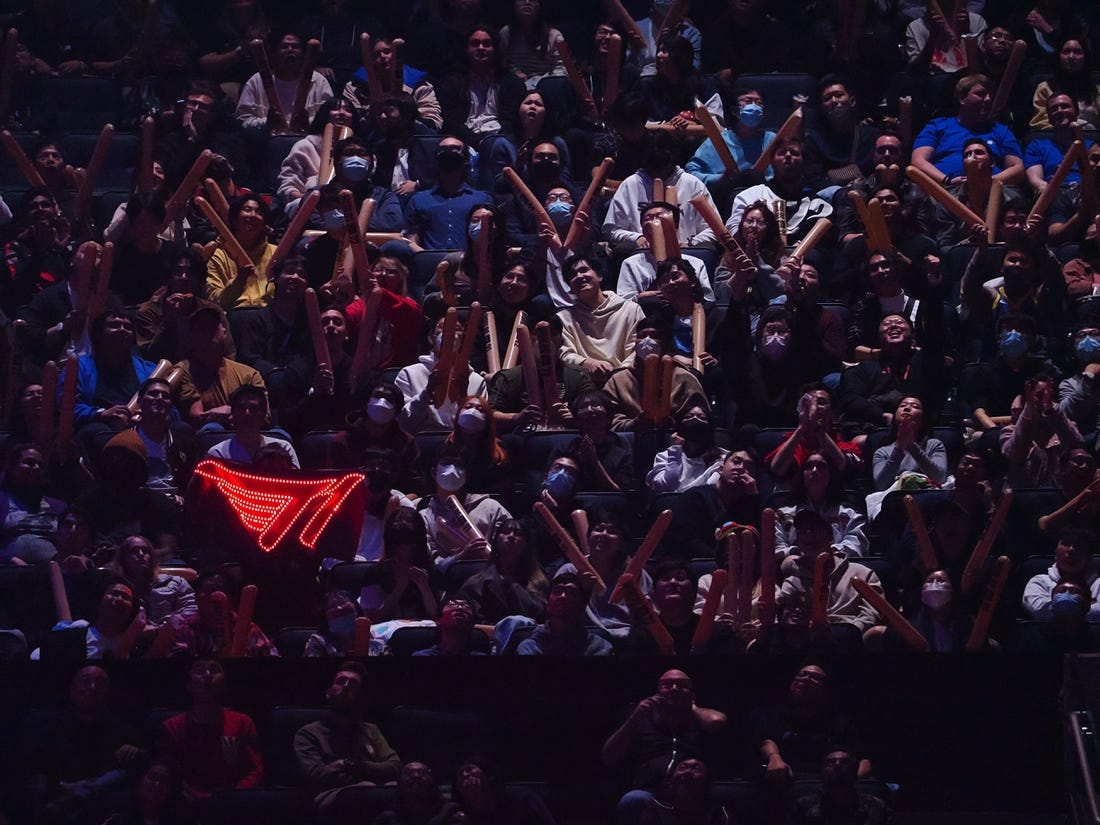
[
  {"left": 544, "top": 469, "right": 575, "bottom": 501},
  {"left": 1000, "top": 329, "right": 1027, "bottom": 358},
  {"left": 739, "top": 103, "right": 764, "bottom": 128},
  {"left": 341, "top": 156, "right": 371, "bottom": 182},
  {"left": 322, "top": 208, "right": 345, "bottom": 233},
  {"left": 1052, "top": 592, "right": 1087, "bottom": 620},
  {"left": 1077, "top": 336, "right": 1100, "bottom": 362},
  {"left": 329, "top": 613, "right": 356, "bottom": 634},
  {"left": 546, "top": 200, "right": 574, "bottom": 225},
  {"left": 468, "top": 220, "right": 482, "bottom": 241}
]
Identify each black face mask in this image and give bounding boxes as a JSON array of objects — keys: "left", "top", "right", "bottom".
[
  {"left": 368, "top": 471, "right": 394, "bottom": 493},
  {"left": 437, "top": 150, "right": 466, "bottom": 172},
  {"left": 680, "top": 421, "right": 713, "bottom": 441},
  {"left": 531, "top": 160, "right": 559, "bottom": 179}
]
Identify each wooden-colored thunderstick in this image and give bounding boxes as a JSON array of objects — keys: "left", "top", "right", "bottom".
[
  {"left": 647, "top": 217, "right": 667, "bottom": 262},
  {"left": 641, "top": 353, "right": 660, "bottom": 420},
  {"left": 138, "top": 117, "right": 156, "bottom": 194},
  {"left": 289, "top": 39, "right": 320, "bottom": 131},
  {"left": 966, "top": 555, "right": 1010, "bottom": 651},
  {"left": 126, "top": 360, "right": 173, "bottom": 413},
  {"left": 603, "top": 34, "right": 622, "bottom": 111},
  {"left": 350, "top": 286, "right": 383, "bottom": 393},
  {"left": 689, "top": 194, "right": 751, "bottom": 259},
  {"left": 1077, "top": 141, "right": 1098, "bottom": 214},
  {"left": 432, "top": 307, "right": 458, "bottom": 407},
  {"left": 774, "top": 198, "right": 788, "bottom": 248},
  {"left": 964, "top": 155, "right": 992, "bottom": 212},
  {"left": 691, "top": 568, "right": 727, "bottom": 654},
  {"left": 360, "top": 33, "right": 383, "bottom": 103},
  {"left": 318, "top": 122, "right": 335, "bottom": 184},
  {"left": 203, "top": 177, "right": 230, "bottom": 221},
  {"left": 646, "top": 122, "right": 705, "bottom": 136},
  {"left": 556, "top": 35, "right": 597, "bottom": 118},
  {"left": 609, "top": 509, "right": 672, "bottom": 603},
  {"left": 759, "top": 508, "right": 776, "bottom": 625},
  {"left": 985, "top": 179, "right": 1003, "bottom": 244},
  {"left": 926, "top": 0, "right": 956, "bottom": 40},
  {"left": 502, "top": 310, "right": 526, "bottom": 370},
  {"left": 898, "top": 96, "right": 912, "bottom": 150},
  {"left": 962, "top": 489, "right": 1013, "bottom": 594},
  {"left": 337, "top": 189, "right": 372, "bottom": 295},
  {"left": 963, "top": 33, "right": 981, "bottom": 75},
  {"left": 991, "top": 40, "right": 1026, "bottom": 115},
  {"left": 352, "top": 616, "right": 373, "bottom": 656},
  {"left": 78, "top": 124, "right": 115, "bottom": 218},
  {"left": 603, "top": 0, "right": 647, "bottom": 48},
  {"left": 249, "top": 39, "right": 286, "bottom": 126},
  {"left": 790, "top": 218, "right": 833, "bottom": 260},
  {"left": 449, "top": 301, "right": 481, "bottom": 403},
  {"left": 534, "top": 321, "right": 559, "bottom": 413},
  {"left": 475, "top": 209, "right": 492, "bottom": 303},
  {"left": 484, "top": 309, "right": 502, "bottom": 375},
  {"left": 39, "top": 360, "right": 58, "bottom": 451},
  {"left": 810, "top": 551, "right": 833, "bottom": 630},
  {"left": 738, "top": 529, "right": 755, "bottom": 625},
  {"left": 724, "top": 534, "right": 740, "bottom": 622},
  {"left": 903, "top": 494, "right": 939, "bottom": 574},
  {"left": 503, "top": 167, "right": 561, "bottom": 251},
  {"left": 656, "top": 355, "right": 674, "bottom": 421},
  {"left": 304, "top": 288, "right": 332, "bottom": 374},
  {"left": 659, "top": 0, "right": 691, "bottom": 35},
  {"left": 0, "top": 130, "right": 46, "bottom": 188},
  {"left": 391, "top": 38, "right": 405, "bottom": 90},
  {"left": 866, "top": 198, "right": 891, "bottom": 250},
  {"left": 752, "top": 107, "right": 802, "bottom": 175},
  {"left": 230, "top": 584, "right": 258, "bottom": 656},
  {"left": 534, "top": 501, "right": 607, "bottom": 592},
  {"left": 695, "top": 104, "right": 736, "bottom": 171},
  {"left": 1027, "top": 140, "right": 1083, "bottom": 227},
  {"left": 87, "top": 242, "right": 114, "bottom": 326},
  {"left": 195, "top": 196, "right": 252, "bottom": 270},
  {"left": 208, "top": 591, "right": 231, "bottom": 654},
  {"left": 620, "top": 573, "right": 676, "bottom": 654},
  {"left": 564, "top": 157, "right": 614, "bottom": 249},
  {"left": 270, "top": 189, "right": 320, "bottom": 272},
  {"left": 659, "top": 213, "right": 680, "bottom": 258},
  {"left": 905, "top": 166, "right": 986, "bottom": 230},
  {"left": 572, "top": 509, "right": 591, "bottom": 555},
  {"left": 49, "top": 560, "right": 72, "bottom": 623},
  {"left": 691, "top": 303, "right": 705, "bottom": 372},
  {"left": 652, "top": 178, "right": 665, "bottom": 203},
  {"left": 851, "top": 576, "right": 930, "bottom": 651},
  {"left": 165, "top": 149, "right": 213, "bottom": 218},
  {"left": 358, "top": 196, "right": 376, "bottom": 236},
  {"left": 56, "top": 357, "right": 77, "bottom": 449},
  {"left": 516, "top": 323, "right": 542, "bottom": 411}
]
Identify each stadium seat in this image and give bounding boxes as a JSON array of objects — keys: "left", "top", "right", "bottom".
[{"left": 265, "top": 705, "right": 326, "bottom": 785}]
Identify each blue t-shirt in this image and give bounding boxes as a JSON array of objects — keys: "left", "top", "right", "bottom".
[
  {"left": 404, "top": 183, "right": 493, "bottom": 250},
  {"left": 1023, "top": 137, "right": 1093, "bottom": 184},
  {"left": 913, "top": 117, "right": 1022, "bottom": 178}
]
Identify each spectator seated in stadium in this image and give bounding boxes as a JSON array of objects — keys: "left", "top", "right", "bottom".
[
  {"left": 293, "top": 660, "right": 401, "bottom": 807},
  {"left": 1023, "top": 527, "right": 1100, "bottom": 622},
  {"left": 685, "top": 85, "right": 775, "bottom": 195},
  {"left": 870, "top": 396, "right": 949, "bottom": 492},
  {"left": 803, "top": 76, "right": 880, "bottom": 193},
  {"left": 108, "top": 535, "right": 197, "bottom": 647},
  {"left": 346, "top": 384, "right": 424, "bottom": 495},
  {"left": 192, "top": 570, "right": 278, "bottom": 658},
  {"left": 646, "top": 405, "right": 728, "bottom": 494},
  {"left": 458, "top": 516, "right": 547, "bottom": 626},
  {"left": 516, "top": 571, "right": 612, "bottom": 656},
  {"left": 205, "top": 195, "right": 279, "bottom": 310},
  {"left": 788, "top": 751, "right": 889, "bottom": 825},
  {"left": 276, "top": 97, "right": 360, "bottom": 205},
  {"left": 412, "top": 596, "right": 486, "bottom": 657},
  {"left": 999, "top": 374, "right": 1083, "bottom": 488},
  {"left": 358, "top": 507, "right": 440, "bottom": 622},
  {"left": 207, "top": 385, "right": 300, "bottom": 468},
  {"left": 305, "top": 588, "right": 383, "bottom": 657},
  {"left": 235, "top": 28, "right": 333, "bottom": 134},
  {"left": 774, "top": 449, "right": 868, "bottom": 561},
  {"left": 0, "top": 443, "right": 67, "bottom": 565}
]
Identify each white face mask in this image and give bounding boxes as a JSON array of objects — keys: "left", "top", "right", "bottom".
[
  {"left": 761, "top": 333, "right": 789, "bottom": 360},
  {"left": 366, "top": 398, "right": 395, "bottom": 425},
  {"left": 457, "top": 408, "right": 487, "bottom": 434},
  {"left": 635, "top": 336, "right": 660, "bottom": 360},
  {"left": 435, "top": 464, "right": 466, "bottom": 492},
  {"left": 921, "top": 582, "right": 952, "bottom": 608}
]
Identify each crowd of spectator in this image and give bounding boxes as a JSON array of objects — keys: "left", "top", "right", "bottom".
[{"left": 0, "top": 0, "right": 1099, "bottom": 820}]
